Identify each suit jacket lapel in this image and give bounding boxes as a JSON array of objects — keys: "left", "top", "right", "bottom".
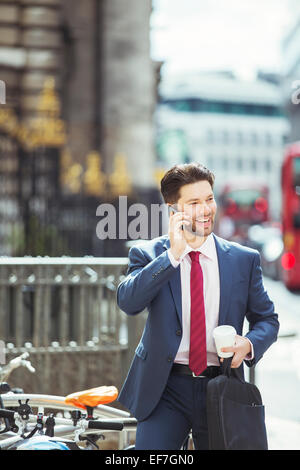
[
  {"left": 162, "top": 237, "right": 183, "bottom": 326},
  {"left": 213, "top": 234, "right": 232, "bottom": 326}
]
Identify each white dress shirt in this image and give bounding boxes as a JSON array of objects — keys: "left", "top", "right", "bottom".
[{"left": 167, "top": 233, "right": 253, "bottom": 367}]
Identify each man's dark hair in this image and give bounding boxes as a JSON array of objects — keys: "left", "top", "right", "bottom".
[{"left": 160, "top": 162, "right": 215, "bottom": 204}]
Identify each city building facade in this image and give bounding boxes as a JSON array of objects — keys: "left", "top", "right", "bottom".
[{"left": 156, "top": 72, "right": 290, "bottom": 220}]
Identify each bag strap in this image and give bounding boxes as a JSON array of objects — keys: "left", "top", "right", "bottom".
[
  {"left": 220, "top": 357, "right": 232, "bottom": 377},
  {"left": 220, "top": 357, "right": 245, "bottom": 383}
]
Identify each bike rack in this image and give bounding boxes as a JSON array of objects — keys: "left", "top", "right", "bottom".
[{"left": 0, "top": 393, "right": 137, "bottom": 449}]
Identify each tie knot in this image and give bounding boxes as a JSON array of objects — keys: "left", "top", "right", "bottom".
[{"left": 189, "top": 251, "right": 200, "bottom": 263}]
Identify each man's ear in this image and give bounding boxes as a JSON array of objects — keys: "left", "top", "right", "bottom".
[{"left": 168, "top": 204, "right": 174, "bottom": 216}]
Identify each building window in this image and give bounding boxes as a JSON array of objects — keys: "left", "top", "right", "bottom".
[
  {"left": 206, "top": 129, "right": 214, "bottom": 144},
  {"left": 282, "top": 134, "right": 289, "bottom": 144},
  {"left": 236, "top": 158, "right": 243, "bottom": 171},
  {"left": 265, "top": 159, "right": 272, "bottom": 172},
  {"left": 222, "top": 130, "right": 229, "bottom": 144},
  {"left": 265, "top": 133, "right": 272, "bottom": 145},
  {"left": 250, "top": 132, "right": 258, "bottom": 145},
  {"left": 223, "top": 157, "right": 228, "bottom": 170},
  {"left": 237, "top": 131, "right": 243, "bottom": 144},
  {"left": 251, "top": 159, "right": 257, "bottom": 171}
]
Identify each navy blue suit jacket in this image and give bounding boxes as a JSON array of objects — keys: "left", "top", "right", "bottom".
[{"left": 117, "top": 233, "right": 279, "bottom": 421}]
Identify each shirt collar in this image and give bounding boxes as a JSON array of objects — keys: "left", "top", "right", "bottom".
[{"left": 183, "top": 233, "right": 215, "bottom": 261}]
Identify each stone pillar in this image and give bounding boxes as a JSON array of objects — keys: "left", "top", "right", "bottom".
[
  {"left": 60, "top": 0, "right": 98, "bottom": 166},
  {"left": 0, "top": 1, "right": 21, "bottom": 48},
  {"left": 19, "top": 0, "right": 63, "bottom": 124},
  {"left": 0, "top": 1, "right": 22, "bottom": 108},
  {"left": 0, "top": 2, "right": 23, "bottom": 255},
  {"left": 100, "top": 0, "right": 156, "bottom": 192}
]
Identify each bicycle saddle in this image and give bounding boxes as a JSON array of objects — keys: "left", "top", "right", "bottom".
[{"left": 65, "top": 386, "right": 118, "bottom": 410}]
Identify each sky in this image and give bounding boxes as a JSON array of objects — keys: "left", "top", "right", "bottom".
[{"left": 150, "top": 0, "right": 297, "bottom": 81}]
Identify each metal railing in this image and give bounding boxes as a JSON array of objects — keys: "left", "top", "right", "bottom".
[
  {"left": 0, "top": 257, "right": 129, "bottom": 350},
  {"left": 0, "top": 257, "right": 150, "bottom": 393}
]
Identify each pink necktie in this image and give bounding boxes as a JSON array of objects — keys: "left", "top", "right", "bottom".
[{"left": 189, "top": 251, "right": 207, "bottom": 376}]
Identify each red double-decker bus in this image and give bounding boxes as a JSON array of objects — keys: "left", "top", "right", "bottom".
[
  {"left": 217, "top": 182, "right": 269, "bottom": 242},
  {"left": 281, "top": 142, "right": 300, "bottom": 290}
]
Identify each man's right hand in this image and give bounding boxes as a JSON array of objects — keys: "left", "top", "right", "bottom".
[{"left": 168, "top": 210, "right": 191, "bottom": 261}]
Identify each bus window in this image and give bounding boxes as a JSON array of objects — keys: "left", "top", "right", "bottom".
[
  {"left": 293, "top": 157, "right": 300, "bottom": 187},
  {"left": 293, "top": 213, "right": 300, "bottom": 228}
]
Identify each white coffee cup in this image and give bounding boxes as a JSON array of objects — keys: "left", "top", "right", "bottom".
[{"left": 213, "top": 325, "right": 237, "bottom": 358}]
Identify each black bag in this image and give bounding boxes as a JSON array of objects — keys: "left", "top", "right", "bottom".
[{"left": 206, "top": 357, "right": 268, "bottom": 450}]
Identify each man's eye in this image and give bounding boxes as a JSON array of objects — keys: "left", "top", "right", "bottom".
[{"left": 189, "top": 198, "right": 214, "bottom": 205}]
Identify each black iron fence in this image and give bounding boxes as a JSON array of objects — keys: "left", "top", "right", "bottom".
[{"left": 0, "top": 257, "right": 147, "bottom": 395}]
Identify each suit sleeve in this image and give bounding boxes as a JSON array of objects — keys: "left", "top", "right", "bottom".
[
  {"left": 244, "top": 251, "right": 279, "bottom": 367},
  {"left": 117, "top": 245, "right": 178, "bottom": 315}
]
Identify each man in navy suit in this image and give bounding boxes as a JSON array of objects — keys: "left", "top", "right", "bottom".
[{"left": 117, "top": 163, "right": 279, "bottom": 450}]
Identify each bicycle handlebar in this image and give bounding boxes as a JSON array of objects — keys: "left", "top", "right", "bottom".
[
  {"left": 0, "top": 407, "right": 124, "bottom": 433},
  {"left": 0, "top": 408, "right": 16, "bottom": 420},
  {"left": 87, "top": 420, "right": 123, "bottom": 431}
]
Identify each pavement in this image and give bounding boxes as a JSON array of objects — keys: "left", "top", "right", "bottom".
[
  {"left": 266, "top": 415, "right": 300, "bottom": 450},
  {"left": 253, "top": 277, "right": 300, "bottom": 450}
]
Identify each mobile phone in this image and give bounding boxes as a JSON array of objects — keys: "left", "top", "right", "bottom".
[
  {"left": 168, "top": 204, "right": 205, "bottom": 237},
  {"left": 168, "top": 204, "right": 194, "bottom": 233}
]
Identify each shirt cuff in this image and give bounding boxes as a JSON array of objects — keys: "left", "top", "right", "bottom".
[
  {"left": 167, "top": 249, "right": 181, "bottom": 268},
  {"left": 244, "top": 337, "right": 254, "bottom": 360}
]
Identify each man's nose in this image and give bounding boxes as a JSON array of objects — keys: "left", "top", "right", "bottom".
[{"left": 196, "top": 204, "right": 211, "bottom": 216}]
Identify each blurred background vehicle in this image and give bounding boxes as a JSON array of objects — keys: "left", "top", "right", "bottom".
[
  {"left": 248, "top": 223, "right": 283, "bottom": 281},
  {"left": 217, "top": 182, "right": 269, "bottom": 243},
  {"left": 280, "top": 141, "right": 300, "bottom": 291}
]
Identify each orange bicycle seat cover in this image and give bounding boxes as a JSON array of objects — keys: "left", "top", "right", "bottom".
[{"left": 65, "top": 385, "right": 118, "bottom": 409}]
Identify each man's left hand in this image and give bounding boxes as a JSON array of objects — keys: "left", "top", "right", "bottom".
[{"left": 220, "top": 335, "right": 252, "bottom": 368}]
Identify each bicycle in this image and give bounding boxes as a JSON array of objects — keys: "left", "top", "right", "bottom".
[
  {"left": 0, "top": 402, "right": 127, "bottom": 450},
  {"left": 0, "top": 353, "right": 137, "bottom": 450},
  {"left": 1, "top": 353, "right": 192, "bottom": 450}
]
